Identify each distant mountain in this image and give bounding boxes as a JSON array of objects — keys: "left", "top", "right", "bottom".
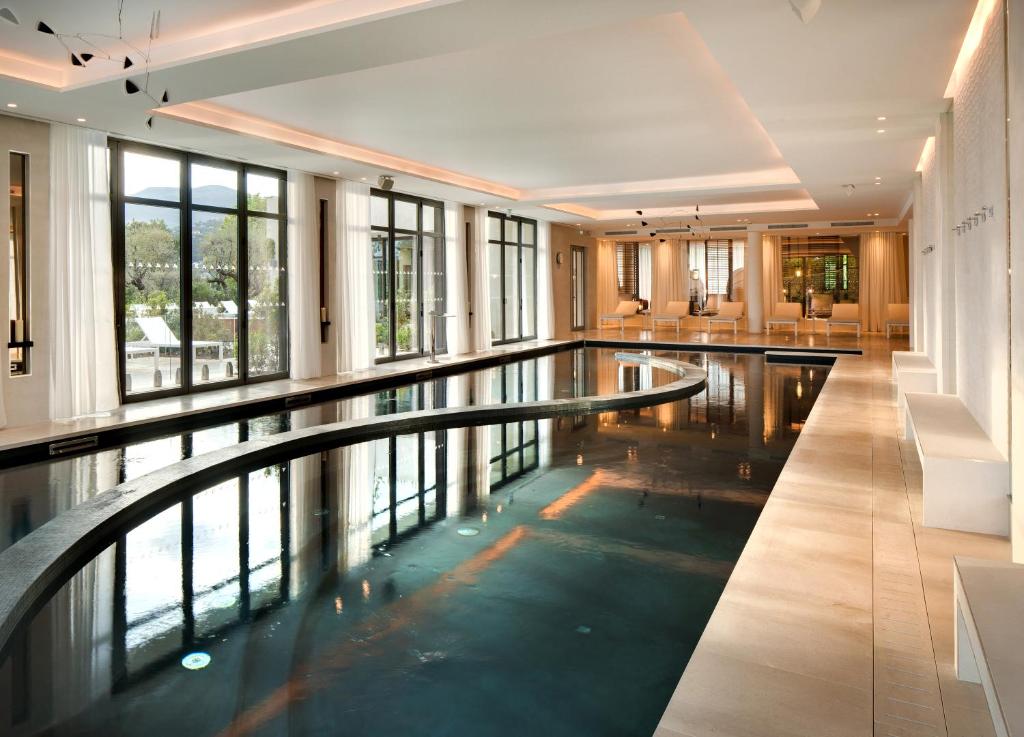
[{"left": 134, "top": 184, "right": 238, "bottom": 209}]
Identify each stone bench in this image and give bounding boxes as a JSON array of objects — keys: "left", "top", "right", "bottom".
[
  {"left": 892, "top": 351, "right": 937, "bottom": 437},
  {"left": 905, "top": 392, "right": 1009, "bottom": 535},
  {"left": 954, "top": 556, "right": 1024, "bottom": 737}
]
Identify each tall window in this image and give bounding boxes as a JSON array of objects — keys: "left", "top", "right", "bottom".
[
  {"left": 8, "top": 152, "right": 29, "bottom": 376},
  {"left": 571, "top": 245, "right": 586, "bottom": 330},
  {"left": 112, "top": 141, "right": 288, "bottom": 399},
  {"left": 705, "top": 239, "right": 733, "bottom": 296},
  {"left": 371, "top": 191, "right": 445, "bottom": 361},
  {"left": 488, "top": 212, "right": 537, "bottom": 344},
  {"left": 781, "top": 236, "right": 860, "bottom": 309},
  {"left": 615, "top": 242, "right": 639, "bottom": 298}
]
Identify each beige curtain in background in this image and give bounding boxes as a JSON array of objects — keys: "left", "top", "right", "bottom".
[
  {"left": 860, "top": 232, "right": 909, "bottom": 332},
  {"left": 762, "top": 235, "right": 784, "bottom": 319},
  {"left": 596, "top": 239, "right": 619, "bottom": 315},
  {"left": 651, "top": 240, "right": 686, "bottom": 314}
]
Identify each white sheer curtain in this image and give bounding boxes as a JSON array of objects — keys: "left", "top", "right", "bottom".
[
  {"left": 596, "top": 239, "right": 619, "bottom": 315},
  {"left": 639, "top": 244, "right": 653, "bottom": 304},
  {"left": 470, "top": 207, "right": 492, "bottom": 351},
  {"left": 762, "top": 235, "right": 784, "bottom": 318},
  {"left": 49, "top": 124, "right": 118, "bottom": 420},
  {"left": 335, "top": 180, "right": 375, "bottom": 372},
  {"left": 287, "top": 171, "right": 321, "bottom": 379},
  {"left": 860, "top": 232, "right": 909, "bottom": 332},
  {"left": 444, "top": 202, "right": 471, "bottom": 355},
  {"left": 537, "top": 220, "right": 555, "bottom": 340}
]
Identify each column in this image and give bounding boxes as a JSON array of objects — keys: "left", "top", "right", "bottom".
[{"left": 746, "top": 231, "right": 764, "bottom": 333}]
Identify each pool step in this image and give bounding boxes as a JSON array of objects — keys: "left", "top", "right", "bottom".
[{"left": 764, "top": 350, "right": 842, "bottom": 366}]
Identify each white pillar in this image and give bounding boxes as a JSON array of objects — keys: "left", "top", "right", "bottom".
[{"left": 746, "top": 231, "right": 764, "bottom": 333}]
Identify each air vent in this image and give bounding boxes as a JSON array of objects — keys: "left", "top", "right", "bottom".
[
  {"left": 656, "top": 227, "right": 691, "bottom": 234},
  {"left": 767, "top": 223, "right": 809, "bottom": 230},
  {"left": 710, "top": 225, "right": 747, "bottom": 232},
  {"left": 605, "top": 229, "right": 638, "bottom": 236},
  {"left": 830, "top": 220, "right": 875, "bottom": 227}
]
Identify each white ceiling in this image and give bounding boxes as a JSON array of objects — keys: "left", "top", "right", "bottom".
[{"left": 0, "top": 0, "right": 978, "bottom": 231}]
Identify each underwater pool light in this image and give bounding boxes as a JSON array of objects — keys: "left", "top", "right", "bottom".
[{"left": 181, "top": 652, "right": 211, "bottom": 670}]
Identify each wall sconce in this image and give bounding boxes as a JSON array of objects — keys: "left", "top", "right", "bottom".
[{"left": 922, "top": 245, "right": 935, "bottom": 255}]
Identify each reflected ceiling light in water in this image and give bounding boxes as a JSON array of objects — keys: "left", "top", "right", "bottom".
[
  {"left": 457, "top": 527, "right": 481, "bottom": 536},
  {"left": 181, "top": 652, "right": 211, "bottom": 670},
  {"left": 738, "top": 462, "right": 752, "bottom": 481},
  {"left": 335, "top": 596, "right": 344, "bottom": 615},
  {"left": 796, "top": 382, "right": 804, "bottom": 399},
  {"left": 576, "top": 454, "right": 584, "bottom": 465},
  {"left": 496, "top": 504, "right": 503, "bottom": 514},
  {"left": 482, "top": 512, "right": 489, "bottom": 524},
  {"left": 361, "top": 580, "right": 371, "bottom": 601}
]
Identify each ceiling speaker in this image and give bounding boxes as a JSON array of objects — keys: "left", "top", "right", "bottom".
[{"left": 377, "top": 175, "right": 395, "bottom": 191}]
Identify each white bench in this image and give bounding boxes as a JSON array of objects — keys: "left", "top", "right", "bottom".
[
  {"left": 892, "top": 351, "right": 938, "bottom": 438},
  {"left": 905, "top": 392, "right": 1009, "bottom": 536},
  {"left": 954, "top": 556, "right": 1024, "bottom": 737}
]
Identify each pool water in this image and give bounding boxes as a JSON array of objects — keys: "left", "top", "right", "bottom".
[{"left": 0, "top": 350, "right": 828, "bottom": 737}]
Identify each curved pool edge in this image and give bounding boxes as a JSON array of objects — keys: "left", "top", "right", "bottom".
[{"left": 0, "top": 353, "right": 706, "bottom": 659}]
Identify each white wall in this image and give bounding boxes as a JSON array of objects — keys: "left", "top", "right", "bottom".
[
  {"left": 0, "top": 115, "right": 51, "bottom": 427},
  {"left": 1008, "top": 0, "right": 1024, "bottom": 561}
]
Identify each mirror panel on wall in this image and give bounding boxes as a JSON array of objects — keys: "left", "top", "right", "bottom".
[{"left": 8, "top": 151, "right": 29, "bottom": 376}]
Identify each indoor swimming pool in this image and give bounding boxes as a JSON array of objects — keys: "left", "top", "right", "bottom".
[{"left": 0, "top": 347, "right": 828, "bottom": 737}]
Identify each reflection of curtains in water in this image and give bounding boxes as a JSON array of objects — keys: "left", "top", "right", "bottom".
[
  {"left": 859, "top": 232, "right": 909, "bottom": 332},
  {"left": 339, "top": 396, "right": 374, "bottom": 571},
  {"left": 335, "top": 180, "right": 375, "bottom": 372},
  {"left": 470, "top": 371, "right": 493, "bottom": 505},
  {"left": 763, "top": 364, "right": 783, "bottom": 443},
  {"left": 537, "top": 221, "right": 555, "bottom": 340},
  {"left": 288, "top": 407, "right": 325, "bottom": 595},
  {"left": 639, "top": 244, "right": 653, "bottom": 303},
  {"left": 651, "top": 240, "right": 685, "bottom": 314},
  {"left": 47, "top": 451, "right": 119, "bottom": 716},
  {"left": 470, "top": 207, "right": 493, "bottom": 352},
  {"left": 536, "top": 355, "right": 554, "bottom": 468},
  {"left": 596, "top": 239, "right": 619, "bottom": 315},
  {"left": 287, "top": 171, "right": 321, "bottom": 379},
  {"left": 445, "top": 375, "right": 471, "bottom": 517},
  {"left": 762, "top": 235, "right": 784, "bottom": 318},
  {"left": 444, "top": 202, "right": 471, "bottom": 355},
  {"left": 596, "top": 349, "right": 619, "bottom": 426}
]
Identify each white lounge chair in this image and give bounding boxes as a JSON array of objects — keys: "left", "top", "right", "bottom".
[
  {"left": 600, "top": 300, "right": 641, "bottom": 331},
  {"left": 766, "top": 302, "right": 802, "bottom": 337},
  {"left": 886, "top": 303, "right": 910, "bottom": 338},
  {"left": 825, "top": 303, "right": 861, "bottom": 338},
  {"left": 707, "top": 301, "right": 745, "bottom": 334},
  {"left": 127, "top": 316, "right": 225, "bottom": 370},
  {"left": 651, "top": 301, "right": 691, "bottom": 333}
]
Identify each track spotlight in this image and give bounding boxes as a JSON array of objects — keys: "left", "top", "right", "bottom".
[
  {"left": 146, "top": 116, "right": 153, "bottom": 129},
  {"left": 378, "top": 174, "right": 395, "bottom": 191},
  {"left": 659, "top": 238, "right": 666, "bottom": 243},
  {"left": 80, "top": 52, "right": 93, "bottom": 62},
  {"left": 161, "top": 90, "right": 169, "bottom": 103},
  {"left": 123, "top": 56, "right": 134, "bottom": 69},
  {"left": 125, "top": 79, "right": 140, "bottom": 94},
  {"left": 636, "top": 210, "right": 643, "bottom": 216},
  {"left": 649, "top": 231, "right": 656, "bottom": 238},
  {"left": 0, "top": 8, "right": 19, "bottom": 24},
  {"left": 641, "top": 221, "right": 648, "bottom": 227},
  {"left": 36, "top": 20, "right": 55, "bottom": 34},
  {"left": 71, "top": 54, "right": 84, "bottom": 66}
]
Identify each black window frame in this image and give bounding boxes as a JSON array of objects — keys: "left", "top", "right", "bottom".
[
  {"left": 488, "top": 360, "right": 540, "bottom": 489},
  {"left": 570, "top": 245, "right": 586, "bottom": 331},
  {"left": 487, "top": 212, "right": 538, "bottom": 345},
  {"left": 370, "top": 189, "right": 446, "bottom": 363},
  {"left": 110, "top": 139, "right": 289, "bottom": 403}
]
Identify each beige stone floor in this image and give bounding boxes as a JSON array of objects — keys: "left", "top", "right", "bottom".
[{"left": 653, "top": 334, "right": 1009, "bottom": 737}]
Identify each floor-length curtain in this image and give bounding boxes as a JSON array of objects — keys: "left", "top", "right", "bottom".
[
  {"left": 537, "top": 220, "right": 555, "bottom": 340},
  {"left": 639, "top": 243, "right": 653, "bottom": 304},
  {"left": 762, "top": 235, "right": 784, "bottom": 319},
  {"left": 652, "top": 240, "right": 685, "bottom": 313},
  {"left": 339, "top": 395, "right": 373, "bottom": 571},
  {"left": 287, "top": 171, "right": 321, "bottom": 379},
  {"left": 470, "top": 207, "right": 492, "bottom": 351},
  {"left": 335, "top": 180, "right": 375, "bottom": 372},
  {"left": 596, "top": 239, "right": 619, "bottom": 316},
  {"left": 444, "top": 202, "right": 471, "bottom": 355},
  {"left": 49, "top": 124, "right": 118, "bottom": 420},
  {"left": 860, "top": 232, "right": 909, "bottom": 332}
]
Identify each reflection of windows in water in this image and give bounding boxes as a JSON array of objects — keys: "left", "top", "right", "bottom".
[
  {"left": 686, "top": 360, "right": 745, "bottom": 428},
  {"left": 488, "top": 362, "right": 540, "bottom": 489},
  {"left": 369, "top": 383, "right": 448, "bottom": 548},
  {"left": 112, "top": 418, "right": 290, "bottom": 687},
  {"left": 8, "top": 500, "right": 31, "bottom": 547}
]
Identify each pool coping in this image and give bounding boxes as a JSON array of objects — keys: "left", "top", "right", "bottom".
[{"left": 0, "top": 353, "right": 708, "bottom": 661}]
